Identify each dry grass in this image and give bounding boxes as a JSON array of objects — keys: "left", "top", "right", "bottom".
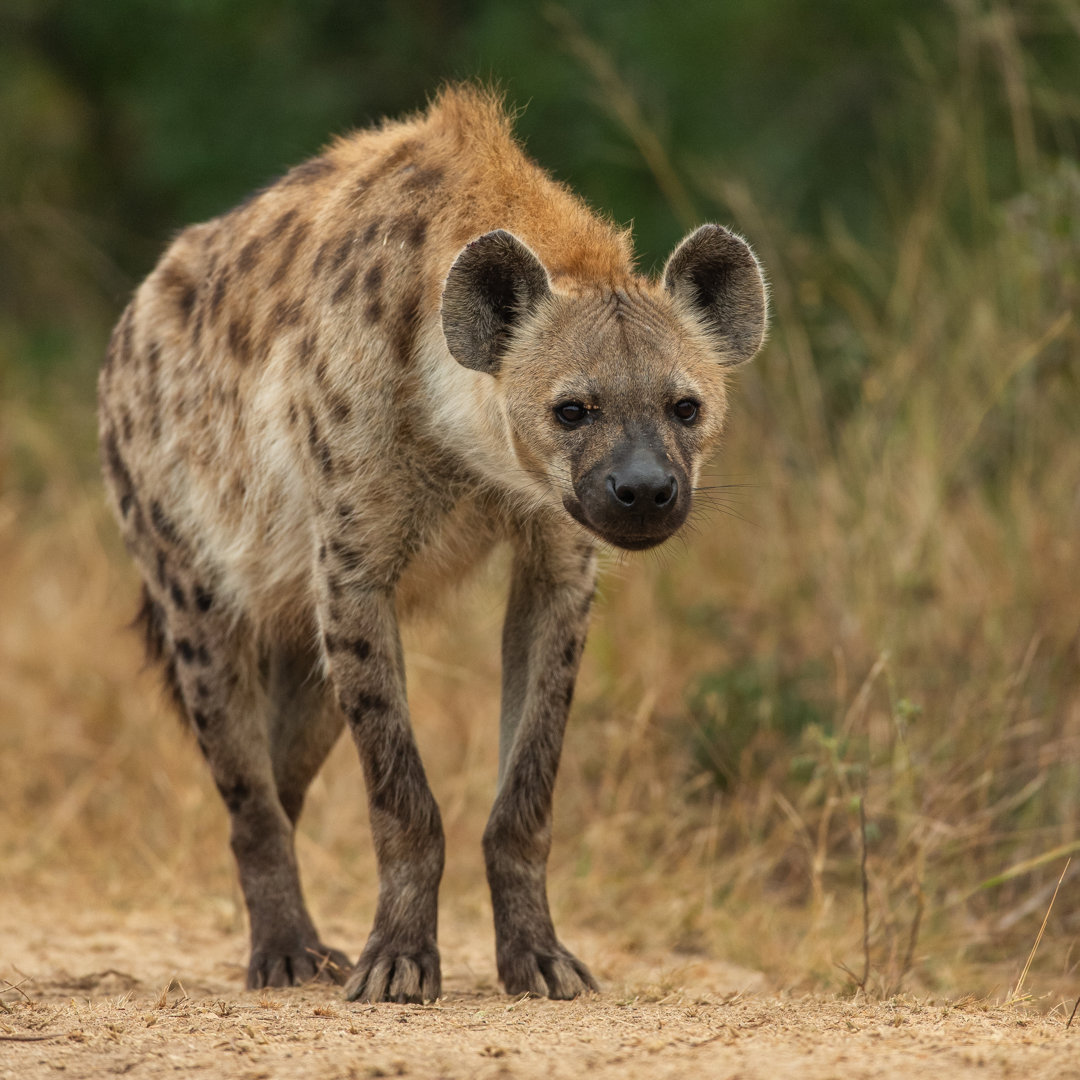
[{"left": 2, "top": 9, "right": 1079, "bottom": 1059}]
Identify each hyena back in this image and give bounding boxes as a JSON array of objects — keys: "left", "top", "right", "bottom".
[{"left": 98, "top": 85, "right": 767, "bottom": 1002}]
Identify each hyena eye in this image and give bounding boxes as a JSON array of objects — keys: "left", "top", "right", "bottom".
[
  {"left": 554, "top": 401, "right": 590, "bottom": 427},
  {"left": 673, "top": 398, "right": 700, "bottom": 423}
]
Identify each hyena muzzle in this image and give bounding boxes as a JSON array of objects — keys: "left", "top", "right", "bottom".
[{"left": 97, "top": 86, "right": 766, "bottom": 1002}]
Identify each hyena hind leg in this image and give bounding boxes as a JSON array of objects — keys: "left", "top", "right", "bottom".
[
  {"left": 265, "top": 640, "right": 346, "bottom": 826},
  {"left": 140, "top": 585, "right": 350, "bottom": 988}
]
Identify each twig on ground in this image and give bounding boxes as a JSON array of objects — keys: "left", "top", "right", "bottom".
[
  {"left": 1010, "top": 857, "right": 1070, "bottom": 1004},
  {"left": 860, "top": 795, "right": 871, "bottom": 991}
]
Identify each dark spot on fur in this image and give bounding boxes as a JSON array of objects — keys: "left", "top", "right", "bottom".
[
  {"left": 269, "top": 220, "right": 310, "bottom": 285},
  {"left": 344, "top": 693, "right": 390, "bottom": 728},
  {"left": 195, "top": 680, "right": 209, "bottom": 698},
  {"left": 314, "top": 359, "right": 328, "bottom": 385},
  {"left": 102, "top": 431, "right": 134, "bottom": 496},
  {"left": 328, "top": 234, "right": 354, "bottom": 273},
  {"left": 407, "top": 217, "right": 428, "bottom": 247},
  {"left": 236, "top": 235, "right": 263, "bottom": 275},
  {"left": 361, "top": 220, "right": 380, "bottom": 246},
  {"left": 120, "top": 307, "right": 135, "bottom": 367},
  {"left": 281, "top": 158, "right": 336, "bottom": 186},
  {"left": 366, "top": 297, "right": 383, "bottom": 323},
  {"left": 216, "top": 777, "right": 251, "bottom": 812},
  {"left": 160, "top": 263, "right": 198, "bottom": 323},
  {"left": 363, "top": 263, "right": 383, "bottom": 293},
  {"left": 385, "top": 140, "right": 419, "bottom": 168},
  {"left": 337, "top": 502, "right": 354, "bottom": 519},
  {"left": 331, "top": 260, "right": 356, "bottom": 304},
  {"left": 121, "top": 409, "right": 134, "bottom": 443},
  {"left": 562, "top": 639, "right": 578, "bottom": 667},
  {"left": 210, "top": 272, "right": 228, "bottom": 319},
  {"left": 329, "top": 394, "right": 351, "bottom": 424},
  {"left": 298, "top": 331, "right": 318, "bottom": 366},
  {"left": 325, "top": 636, "right": 371, "bottom": 661},
  {"left": 351, "top": 176, "right": 372, "bottom": 204},
  {"left": 155, "top": 550, "right": 168, "bottom": 587},
  {"left": 405, "top": 166, "right": 444, "bottom": 191},
  {"left": 146, "top": 342, "right": 163, "bottom": 442},
  {"left": 193, "top": 709, "right": 209, "bottom": 731},
  {"left": 150, "top": 500, "right": 182, "bottom": 545},
  {"left": 228, "top": 316, "right": 253, "bottom": 364},
  {"left": 327, "top": 575, "right": 344, "bottom": 599},
  {"left": 329, "top": 538, "right": 365, "bottom": 572},
  {"left": 312, "top": 239, "right": 333, "bottom": 275},
  {"left": 307, "top": 412, "right": 333, "bottom": 474},
  {"left": 288, "top": 400, "right": 299, "bottom": 426},
  {"left": 132, "top": 585, "right": 185, "bottom": 716},
  {"left": 177, "top": 638, "right": 196, "bottom": 663},
  {"left": 391, "top": 289, "right": 422, "bottom": 365},
  {"left": 267, "top": 208, "right": 299, "bottom": 241},
  {"left": 269, "top": 298, "right": 304, "bottom": 332},
  {"left": 119, "top": 493, "right": 133, "bottom": 517},
  {"left": 196, "top": 644, "right": 211, "bottom": 666},
  {"left": 169, "top": 580, "right": 187, "bottom": 609},
  {"left": 565, "top": 682, "right": 575, "bottom": 709},
  {"left": 193, "top": 584, "right": 214, "bottom": 613},
  {"left": 318, "top": 543, "right": 327, "bottom": 562}
]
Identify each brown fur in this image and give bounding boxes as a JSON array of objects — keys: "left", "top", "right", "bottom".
[{"left": 98, "top": 84, "right": 766, "bottom": 1002}]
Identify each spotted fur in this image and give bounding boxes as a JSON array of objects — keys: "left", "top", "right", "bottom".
[{"left": 98, "top": 85, "right": 767, "bottom": 1003}]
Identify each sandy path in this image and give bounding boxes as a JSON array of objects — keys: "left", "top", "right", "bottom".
[{"left": 1, "top": 902, "right": 1074, "bottom": 1079}]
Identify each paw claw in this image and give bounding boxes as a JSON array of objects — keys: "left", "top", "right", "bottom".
[
  {"left": 500, "top": 942, "right": 598, "bottom": 1000},
  {"left": 247, "top": 942, "right": 353, "bottom": 989},
  {"left": 344, "top": 941, "right": 440, "bottom": 1004}
]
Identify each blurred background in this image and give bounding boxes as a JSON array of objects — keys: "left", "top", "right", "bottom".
[{"left": 2, "top": 0, "right": 1079, "bottom": 1001}]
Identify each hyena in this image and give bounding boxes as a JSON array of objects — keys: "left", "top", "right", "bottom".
[{"left": 98, "top": 85, "right": 766, "bottom": 1003}]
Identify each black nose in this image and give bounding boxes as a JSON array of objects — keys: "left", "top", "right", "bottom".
[{"left": 607, "top": 456, "right": 678, "bottom": 512}]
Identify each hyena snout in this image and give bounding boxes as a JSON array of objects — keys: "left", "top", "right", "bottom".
[
  {"left": 607, "top": 449, "right": 678, "bottom": 510},
  {"left": 575, "top": 447, "right": 690, "bottom": 551}
]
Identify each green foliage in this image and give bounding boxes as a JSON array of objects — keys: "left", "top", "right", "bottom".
[
  {"left": 1, "top": 1, "right": 1021, "bottom": 356},
  {"left": 687, "top": 658, "right": 827, "bottom": 792}
]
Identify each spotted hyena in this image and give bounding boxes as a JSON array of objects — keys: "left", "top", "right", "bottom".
[{"left": 98, "top": 85, "right": 766, "bottom": 1002}]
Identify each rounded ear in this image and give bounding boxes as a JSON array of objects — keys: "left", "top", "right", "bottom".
[
  {"left": 441, "top": 230, "right": 552, "bottom": 374},
  {"left": 663, "top": 224, "right": 768, "bottom": 366}
]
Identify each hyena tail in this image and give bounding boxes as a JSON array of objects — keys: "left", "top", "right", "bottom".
[{"left": 132, "top": 584, "right": 186, "bottom": 720}]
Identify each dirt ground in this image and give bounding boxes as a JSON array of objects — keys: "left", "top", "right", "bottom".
[{"left": 1, "top": 901, "right": 1075, "bottom": 1080}]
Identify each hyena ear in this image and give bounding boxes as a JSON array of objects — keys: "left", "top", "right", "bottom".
[
  {"left": 441, "top": 230, "right": 552, "bottom": 374},
  {"left": 663, "top": 224, "right": 768, "bottom": 366}
]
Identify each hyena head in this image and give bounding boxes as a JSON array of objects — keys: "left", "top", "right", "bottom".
[{"left": 441, "top": 225, "right": 767, "bottom": 550}]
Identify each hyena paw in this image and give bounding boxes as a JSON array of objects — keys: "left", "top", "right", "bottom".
[
  {"left": 344, "top": 939, "right": 441, "bottom": 1004},
  {"left": 247, "top": 942, "right": 353, "bottom": 989},
  {"left": 499, "top": 942, "right": 599, "bottom": 1000}
]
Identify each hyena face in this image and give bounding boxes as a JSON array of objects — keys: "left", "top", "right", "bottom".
[{"left": 442, "top": 225, "right": 767, "bottom": 549}]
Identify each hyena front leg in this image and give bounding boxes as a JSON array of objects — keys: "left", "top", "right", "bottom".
[
  {"left": 318, "top": 571, "right": 444, "bottom": 1004},
  {"left": 485, "top": 531, "right": 599, "bottom": 999}
]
